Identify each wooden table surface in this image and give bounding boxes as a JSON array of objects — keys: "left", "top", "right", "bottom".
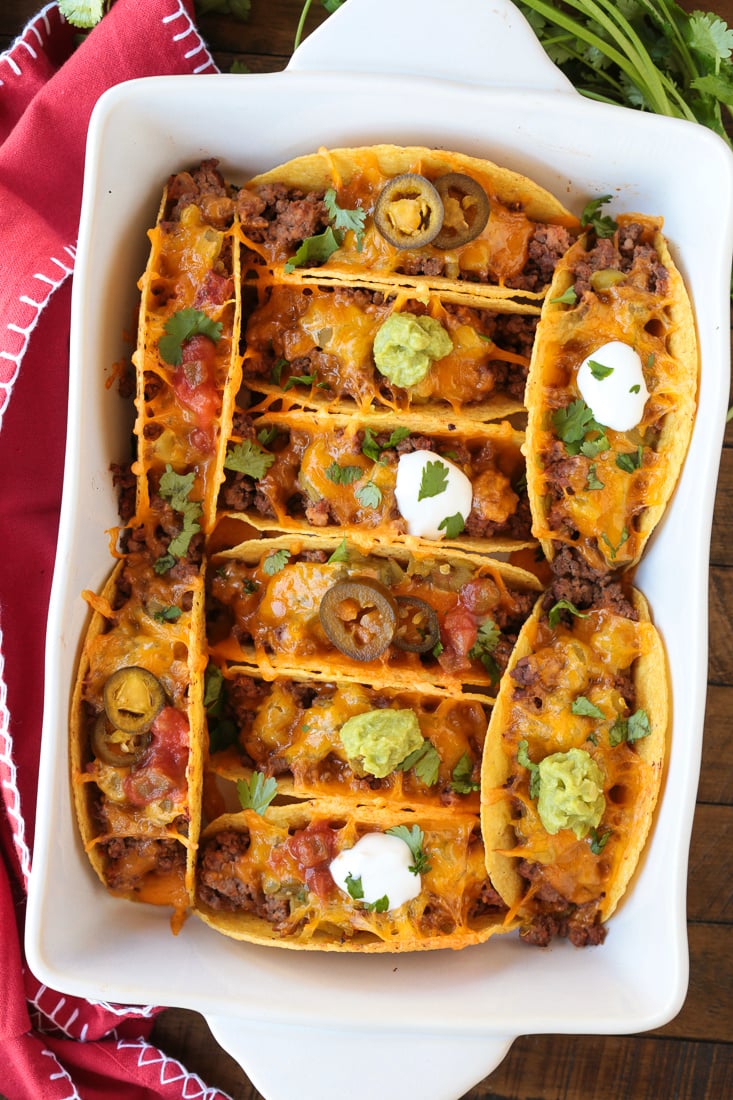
[{"left": 3, "top": 2, "right": 732, "bottom": 1098}]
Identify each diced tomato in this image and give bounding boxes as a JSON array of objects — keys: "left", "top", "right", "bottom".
[
  {"left": 438, "top": 604, "right": 478, "bottom": 673},
  {"left": 171, "top": 335, "right": 221, "bottom": 429},
  {"left": 194, "top": 270, "right": 234, "bottom": 308},
  {"left": 287, "top": 822, "right": 337, "bottom": 868},
  {"left": 123, "top": 707, "right": 189, "bottom": 808},
  {"left": 304, "top": 866, "right": 336, "bottom": 900},
  {"left": 459, "top": 577, "right": 501, "bottom": 615}
]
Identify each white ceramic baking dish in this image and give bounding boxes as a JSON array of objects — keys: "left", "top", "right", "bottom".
[{"left": 26, "top": 1, "right": 733, "bottom": 1097}]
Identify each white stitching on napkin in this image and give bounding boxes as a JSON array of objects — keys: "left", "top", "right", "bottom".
[
  {"left": 0, "top": 629, "right": 32, "bottom": 887},
  {"left": 40, "top": 1047, "right": 82, "bottom": 1100},
  {"left": 0, "top": 2, "right": 58, "bottom": 87},
  {"left": 162, "top": 0, "right": 218, "bottom": 75},
  {"left": 117, "top": 1037, "right": 228, "bottom": 1099}
]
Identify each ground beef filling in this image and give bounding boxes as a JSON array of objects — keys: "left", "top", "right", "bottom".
[
  {"left": 572, "top": 222, "right": 669, "bottom": 298},
  {"left": 197, "top": 829, "right": 292, "bottom": 926},
  {"left": 100, "top": 836, "right": 186, "bottom": 892},
  {"left": 517, "top": 861, "right": 607, "bottom": 947}
]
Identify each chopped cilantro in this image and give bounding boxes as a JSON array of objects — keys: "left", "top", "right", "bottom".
[
  {"left": 586, "top": 463, "right": 605, "bottom": 490},
  {"left": 257, "top": 425, "right": 279, "bottom": 447},
  {"left": 271, "top": 358, "right": 287, "bottom": 385},
  {"left": 283, "top": 371, "right": 318, "bottom": 391},
  {"left": 224, "top": 438, "right": 276, "bottom": 479},
  {"left": 580, "top": 195, "right": 618, "bottom": 239},
  {"left": 365, "top": 895, "right": 390, "bottom": 913},
  {"left": 398, "top": 741, "right": 441, "bottom": 787},
  {"left": 158, "top": 308, "right": 222, "bottom": 366},
  {"left": 450, "top": 753, "right": 480, "bottom": 794},
  {"left": 325, "top": 461, "right": 363, "bottom": 485},
  {"left": 609, "top": 708, "right": 651, "bottom": 746},
  {"left": 438, "top": 512, "right": 466, "bottom": 539},
  {"left": 327, "top": 537, "right": 349, "bottom": 564},
  {"left": 355, "top": 480, "right": 383, "bottom": 508},
  {"left": 263, "top": 549, "right": 291, "bottom": 575},
  {"left": 572, "top": 696, "right": 605, "bottom": 719},
  {"left": 548, "top": 598, "right": 590, "bottom": 629},
  {"left": 385, "top": 825, "right": 431, "bottom": 875},
  {"left": 361, "top": 426, "right": 410, "bottom": 462},
  {"left": 153, "top": 553, "right": 177, "bottom": 575},
  {"left": 157, "top": 465, "right": 203, "bottom": 562},
  {"left": 517, "top": 739, "right": 541, "bottom": 800},
  {"left": 601, "top": 527, "right": 630, "bottom": 559},
  {"left": 284, "top": 225, "right": 342, "bottom": 273},
  {"left": 468, "top": 619, "right": 501, "bottom": 682},
  {"left": 550, "top": 285, "right": 578, "bottom": 306},
  {"left": 345, "top": 872, "right": 364, "bottom": 900},
  {"left": 589, "top": 827, "right": 612, "bottom": 855},
  {"left": 615, "top": 445, "right": 644, "bottom": 473},
  {"left": 417, "top": 459, "right": 449, "bottom": 501},
  {"left": 236, "top": 773, "right": 278, "bottom": 815},
  {"left": 552, "top": 398, "right": 608, "bottom": 455},
  {"left": 324, "top": 188, "right": 366, "bottom": 250},
  {"left": 204, "top": 664, "right": 237, "bottom": 753},
  {"left": 588, "top": 359, "right": 614, "bottom": 380},
  {"left": 152, "top": 605, "right": 182, "bottom": 623},
  {"left": 629, "top": 384, "right": 641, "bottom": 395}
]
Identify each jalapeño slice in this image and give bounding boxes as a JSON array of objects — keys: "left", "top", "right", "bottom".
[
  {"left": 91, "top": 713, "right": 151, "bottom": 768},
  {"left": 103, "top": 666, "right": 166, "bottom": 734},
  {"left": 373, "top": 174, "right": 444, "bottom": 249},
  {"left": 392, "top": 596, "right": 440, "bottom": 654},
  {"left": 319, "top": 576, "right": 397, "bottom": 661}
]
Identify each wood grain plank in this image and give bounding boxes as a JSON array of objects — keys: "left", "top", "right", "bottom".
[
  {"left": 699, "top": 685, "right": 733, "bottom": 805},
  {"left": 708, "top": 567, "right": 733, "bottom": 684},
  {"left": 655, "top": 924, "right": 733, "bottom": 1042},
  {"left": 463, "top": 1033, "right": 733, "bottom": 1100},
  {"left": 687, "top": 803, "right": 733, "bottom": 922},
  {"left": 711, "top": 445, "right": 733, "bottom": 569}
]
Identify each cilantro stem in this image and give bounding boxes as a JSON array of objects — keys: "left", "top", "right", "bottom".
[{"left": 293, "top": 0, "right": 313, "bottom": 51}]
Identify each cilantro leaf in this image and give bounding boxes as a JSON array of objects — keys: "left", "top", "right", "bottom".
[
  {"left": 601, "top": 527, "right": 630, "bottom": 560},
  {"left": 450, "top": 753, "right": 480, "bottom": 794},
  {"left": 588, "top": 359, "right": 614, "bottom": 380},
  {"left": 158, "top": 308, "right": 222, "bottom": 366},
  {"left": 580, "top": 195, "right": 618, "bottom": 239},
  {"left": 283, "top": 371, "right": 317, "bottom": 391},
  {"left": 204, "top": 664, "right": 238, "bottom": 753},
  {"left": 417, "top": 460, "right": 450, "bottom": 501},
  {"left": 157, "top": 465, "right": 203, "bottom": 561},
  {"left": 236, "top": 773, "right": 278, "bottom": 815},
  {"left": 325, "top": 462, "right": 363, "bottom": 485},
  {"left": 552, "top": 399, "right": 607, "bottom": 455},
  {"left": 355, "top": 481, "right": 383, "bottom": 508},
  {"left": 589, "top": 827, "right": 612, "bottom": 855},
  {"left": 517, "top": 739, "right": 541, "bottom": 800},
  {"left": 548, "top": 598, "right": 590, "bottom": 629},
  {"left": 550, "top": 285, "right": 578, "bottom": 306},
  {"left": 345, "top": 872, "right": 364, "bottom": 900},
  {"left": 152, "top": 605, "right": 182, "bottom": 623},
  {"left": 224, "top": 439, "right": 276, "bottom": 479},
  {"left": 159, "top": 466, "right": 197, "bottom": 512},
  {"left": 615, "top": 445, "right": 644, "bottom": 473},
  {"left": 361, "top": 426, "right": 411, "bottom": 462},
  {"left": 385, "top": 825, "right": 431, "bottom": 874},
  {"left": 284, "top": 226, "right": 342, "bottom": 273},
  {"left": 327, "top": 537, "right": 349, "bottom": 564},
  {"left": 468, "top": 619, "right": 501, "bottom": 685},
  {"left": 324, "top": 188, "right": 366, "bottom": 250},
  {"left": 586, "top": 463, "right": 605, "bottom": 491},
  {"left": 572, "top": 696, "right": 605, "bottom": 719},
  {"left": 438, "top": 512, "right": 466, "bottom": 539},
  {"left": 610, "top": 708, "right": 651, "bottom": 746},
  {"left": 397, "top": 741, "right": 441, "bottom": 787},
  {"left": 365, "top": 895, "right": 390, "bottom": 913},
  {"left": 263, "top": 549, "right": 291, "bottom": 575}
]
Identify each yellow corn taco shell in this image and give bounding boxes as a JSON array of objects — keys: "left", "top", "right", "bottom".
[
  {"left": 207, "top": 533, "right": 541, "bottom": 695},
  {"left": 217, "top": 407, "right": 533, "bottom": 557},
  {"left": 205, "top": 667, "right": 490, "bottom": 813},
  {"left": 71, "top": 552, "right": 207, "bottom": 932},
  {"left": 193, "top": 800, "right": 514, "bottom": 951},
  {"left": 133, "top": 160, "right": 243, "bottom": 535},
  {"left": 239, "top": 144, "right": 579, "bottom": 301},
  {"left": 240, "top": 281, "right": 536, "bottom": 421},
  {"left": 480, "top": 585, "right": 667, "bottom": 946},
  {"left": 524, "top": 213, "right": 698, "bottom": 572}
]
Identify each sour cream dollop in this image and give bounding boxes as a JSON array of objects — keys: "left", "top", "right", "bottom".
[
  {"left": 394, "top": 450, "right": 473, "bottom": 540},
  {"left": 576, "top": 340, "right": 649, "bottom": 432},
  {"left": 329, "top": 832, "right": 421, "bottom": 910}
]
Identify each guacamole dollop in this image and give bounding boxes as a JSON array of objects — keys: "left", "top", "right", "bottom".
[
  {"left": 372, "top": 313, "right": 453, "bottom": 388},
  {"left": 537, "top": 748, "right": 605, "bottom": 839},
  {"left": 339, "top": 708, "right": 423, "bottom": 778}
]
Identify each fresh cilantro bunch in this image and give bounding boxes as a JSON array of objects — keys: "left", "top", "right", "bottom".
[{"left": 516, "top": 0, "right": 733, "bottom": 148}]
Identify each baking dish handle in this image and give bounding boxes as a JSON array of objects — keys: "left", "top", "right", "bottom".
[
  {"left": 206, "top": 1014, "right": 514, "bottom": 1100},
  {"left": 287, "top": 0, "right": 575, "bottom": 94}
]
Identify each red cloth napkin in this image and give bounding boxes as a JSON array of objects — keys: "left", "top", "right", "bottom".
[{"left": 0, "top": 3, "right": 233, "bottom": 1097}]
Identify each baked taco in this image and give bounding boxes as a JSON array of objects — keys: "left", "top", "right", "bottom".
[
  {"left": 480, "top": 570, "right": 667, "bottom": 946},
  {"left": 237, "top": 144, "right": 579, "bottom": 302},
  {"left": 240, "top": 283, "right": 536, "bottom": 420},
  {"left": 206, "top": 534, "right": 541, "bottom": 694},
  {"left": 133, "top": 159, "right": 242, "bottom": 534},
  {"left": 194, "top": 800, "right": 512, "bottom": 951},
  {"left": 216, "top": 408, "right": 532, "bottom": 556},
  {"left": 524, "top": 209, "right": 697, "bottom": 572},
  {"left": 70, "top": 543, "right": 207, "bottom": 932},
  {"left": 205, "top": 668, "right": 489, "bottom": 812}
]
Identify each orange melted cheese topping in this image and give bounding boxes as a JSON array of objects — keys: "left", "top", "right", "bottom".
[
  {"left": 502, "top": 609, "right": 657, "bottom": 913},
  {"left": 242, "top": 284, "right": 532, "bottom": 414},
  {"left": 136, "top": 203, "right": 237, "bottom": 528},
  {"left": 201, "top": 810, "right": 499, "bottom": 945},
  {"left": 532, "top": 217, "right": 689, "bottom": 570},
  {"left": 212, "top": 676, "right": 489, "bottom": 809}
]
